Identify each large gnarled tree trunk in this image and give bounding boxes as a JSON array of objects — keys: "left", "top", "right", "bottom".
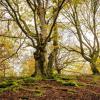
[{"left": 31, "top": 46, "right": 48, "bottom": 78}]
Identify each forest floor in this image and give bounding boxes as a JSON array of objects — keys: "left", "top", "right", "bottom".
[{"left": 0, "top": 75, "right": 100, "bottom": 100}]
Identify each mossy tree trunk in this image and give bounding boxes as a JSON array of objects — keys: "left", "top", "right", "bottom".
[
  {"left": 90, "top": 62, "right": 99, "bottom": 75},
  {"left": 31, "top": 46, "right": 48, "bottom": 78},
  {"left": 47, "top": 51, "right": 55, "bottom": 78},
  {"left": 57, "top": 69, "right": 61, "bottom": 74}
]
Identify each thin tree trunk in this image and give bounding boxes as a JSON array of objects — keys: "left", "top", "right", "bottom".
[
  {"left": 57, "top": 69, "right": 61, "bottom": 74},
  {"left": 3, "top": 68, "right": 6, "bottom": 78},
  {"left": 47, "top": 51, "right": 54, "bottom": 78}
]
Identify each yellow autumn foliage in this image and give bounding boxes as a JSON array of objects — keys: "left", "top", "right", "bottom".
[{"left": 21, "top": 56, "right": 35, "bottom": 76}]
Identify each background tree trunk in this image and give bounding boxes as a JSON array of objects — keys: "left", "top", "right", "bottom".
[
  {"left": 47, "top": 51, "right": 55, "bottom": 78},
  {"left": 57, "top": 69, "right": 61, "bottom": 74},
  {"left": 90, "top": 62, "right": 99, "bottom": 75}
]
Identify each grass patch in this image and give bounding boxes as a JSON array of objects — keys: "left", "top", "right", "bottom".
[
  {"left": 19, "top": 96, "right": 29, "bottom": 100},
  {"left": 22, "top": 77, "right": 35, "bottom": 83},
  {"left": 93, "top": 75, "right": 100, "bottom": 81},
  {"left": 56, "top": 77, "right": 85, "bottom": 87},
  {"left": 0, "top": 79, "right": 20, "bottom": 93},
  {"left": 33, "top": 89, "right": 44, "bottom": 97},
  {"left": 89, "top": 75, "right": 100, "bottom": 85},
  {"left": 59, "top": 75, "right": 77, "bottom": 80},
  {"left": 63, "top": 80, "right": 86, "bottom": 87},
  {"left": 62, "top": 81, "right": 79, "bottom": 86},
  {"left": 42, "top": 84, "right": 53, "bottom": 89},
  {"left": 67, "top": 89, "right": 77, "bottom": 94},
  {"left": 0, "top": 80, "right": 18, "bottom": 88}
]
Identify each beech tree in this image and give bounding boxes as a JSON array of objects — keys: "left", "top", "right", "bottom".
[
  {"left": 0, "top": 0, "right": 68, "bottom": 78},
  {"left": 62, "top": 0, "right": 100, "bottom": 74}
]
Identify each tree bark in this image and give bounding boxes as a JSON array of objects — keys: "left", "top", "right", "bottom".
[
  {"left": 57, "top": 69, "right": 61, "bottom": 74},
  {"left": 31, "top": 47, "right": 47, "bottom": 78},
  {"left": 90, "top": 62, "right": 99, "bottom": 75},
  {"left": 3, "top": 68, "right": 6, "bottom": 78},
  {"left": 47, "top": 51, "right": 55, "bottom": 78}
]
